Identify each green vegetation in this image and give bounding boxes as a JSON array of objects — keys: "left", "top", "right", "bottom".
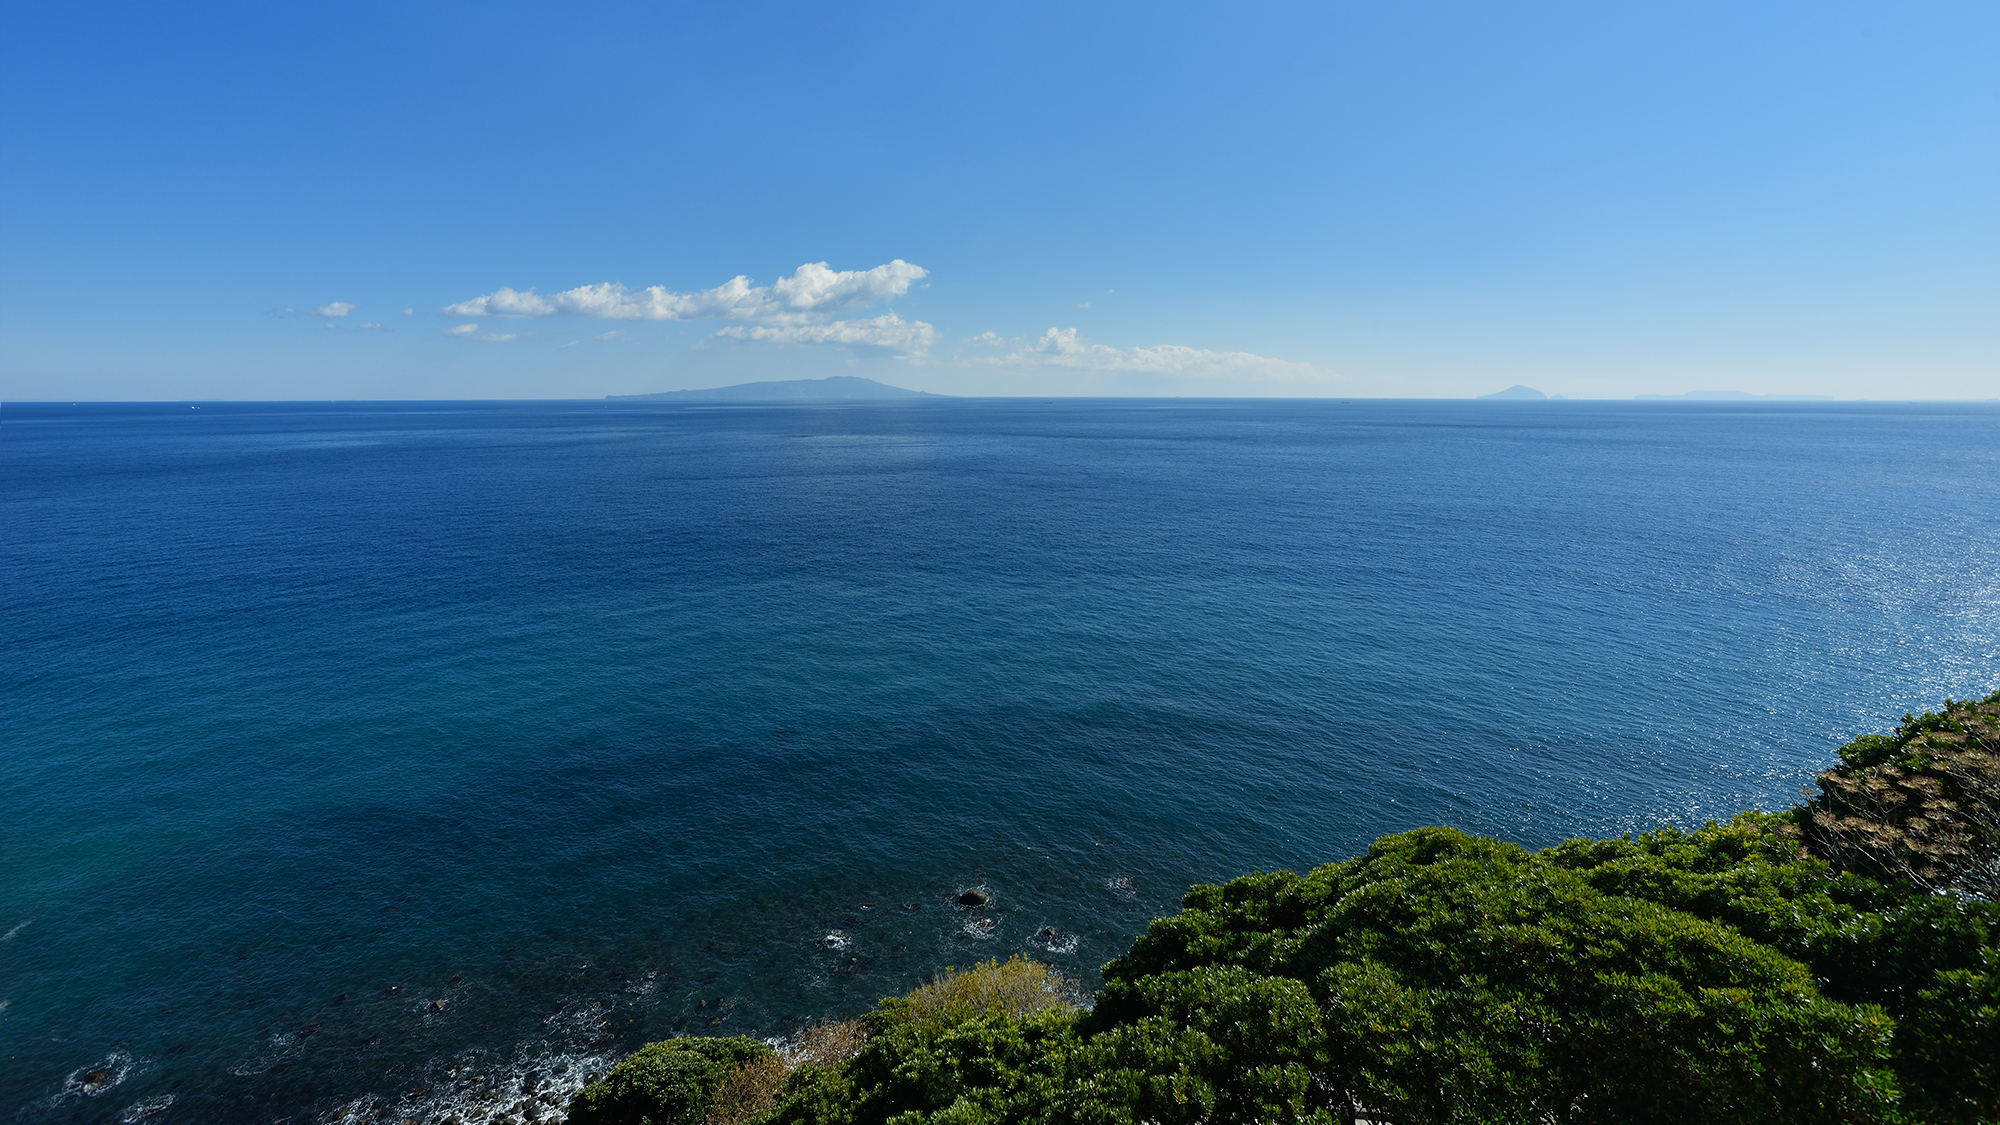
[
  {"left": 571, "top": 692, "right": 2000, "bottom": 1124},
  {"left": 566, "top": 1037, "right": 772, "bottom": 1125},
  {"left": 1802, "top": 694, "right": 2000, "bottom": 899}
]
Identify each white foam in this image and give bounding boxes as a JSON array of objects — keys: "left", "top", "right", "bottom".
[
  {"left": 230, "top": 1032, "right": 307, "bottom": 1076},
  {"left": 31, "top": 1052, "right": 139, "bottom": 1115},
  {"left": 119, "top": 1094, "right": 175, "bottom": 1121},
  {"left": 326, "top": 1000, "right": 621, "bottom": 1125},
  {"left": 1031, "top": 927, "right": 1079, "bottom": 955}
]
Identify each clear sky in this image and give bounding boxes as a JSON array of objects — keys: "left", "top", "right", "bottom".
[{"left": 2, "top": 2, "right": 1993, "bottom": 400}]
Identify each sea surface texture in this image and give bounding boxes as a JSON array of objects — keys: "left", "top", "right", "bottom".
[{"left": 4, "top": 398, "right": 1998, "bottom": 1123}]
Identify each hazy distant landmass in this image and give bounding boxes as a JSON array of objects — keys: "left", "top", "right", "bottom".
[
  {"left": 608, "top": 376, "right": 943, "bottom": 402},
  {"left": 1476, "top": 386, "right": 1835, "bottom": 402},
  {"left": 1635, "top": 390, "right": 1833, "bottom": 401}
]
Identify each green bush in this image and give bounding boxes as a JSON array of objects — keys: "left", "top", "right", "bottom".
[
  {"left": 903, "top": 956, "right": 1077, "bottom": 1020},
  {"left": 612, "top": 695, "right": 2000, "bottom": 1125},
  {"left": 567, "top": 1036, "right": 772, "bottom": 1125},
  {"left": 1802, "top": 689, "right": 2000, "bottom": 898},
  {"left": 1101, "top": 825, "right": 1903, "bottom": 1124}
]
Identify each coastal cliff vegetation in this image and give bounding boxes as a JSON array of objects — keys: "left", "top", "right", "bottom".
[{"left": 570, "top": 692, "right": 2000, "bottom": 1125}]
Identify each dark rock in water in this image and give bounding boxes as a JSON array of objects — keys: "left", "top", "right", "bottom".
[
  {"left": 975, "top": 917, "right": 997, "bottom": 931},
  {"left": 80, "top": 1069, "right": 109, "bottom": 1091},
  {"left": 1036, "top": 926, "right": 1064, "bottom": 941},
  {"left": 383, "top": 985, "right": 402, "bottom": 997},
  {"left": 901, "top": 902, "right": 922, "bottom": 912},
  {"left": 448, "top": 974, "right": 465, "bottom": 986},
  {"left": 430, "top": 998, "right": 448, "bottom": 1011},
  {"left": 958, "top": 889, "right": 990, "bottom": 907}
]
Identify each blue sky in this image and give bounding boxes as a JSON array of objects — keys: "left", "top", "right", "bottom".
[{"left": 1, "top": 2, "right": 1993, "bottom": 400}]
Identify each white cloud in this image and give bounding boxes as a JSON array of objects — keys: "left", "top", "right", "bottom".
[
  {"left": 402, "top": 308, "right": 414, "bottom": 316},
  {"left": 964, "top": 331, "right": 1006, "bottom": 347},
  {"left": 713, "top": 312, "right": 937, "bottom": 354},
  {"left": 985, "top": 327, "right": 1328, "bottom": 381},
  {"left": 445, "top": 324, "right": 518, "bottom": 342},
  {"left": 359, "top": 322, "right": 385, "bottom": 330},
  {"left": 595, "top": 330, "right": 624, "bottom": 342},
  {"left": 443, "top": 260, "right": 926, "bottom": 325},
  {"left": 313, "top": 302, "right": 355, "bottom": 317}
]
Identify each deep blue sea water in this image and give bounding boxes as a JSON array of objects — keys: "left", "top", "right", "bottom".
[{"left": 4, "top": 398, "right": 1998, "bottom": 1124}]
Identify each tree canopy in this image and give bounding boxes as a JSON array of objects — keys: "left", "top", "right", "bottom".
[{"left": 571, "top": 692, "right": 2000, "bottom": 1125}]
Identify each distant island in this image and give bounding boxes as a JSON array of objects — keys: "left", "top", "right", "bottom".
[
  {"left": 1635, "top": 390, "right": 1833, "bottom": 401},
  {"left": 1476, "top": 385, "right": 1566, "bottom": 400},
  {"left": 607, "top": 376, "right": 943, "bottom": 402}
]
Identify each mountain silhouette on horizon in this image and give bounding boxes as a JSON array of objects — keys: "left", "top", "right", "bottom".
[{"left": 1476, "top": 385, "right": 1547, "bottom": 400}]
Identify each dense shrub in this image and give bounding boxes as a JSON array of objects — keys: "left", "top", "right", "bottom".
[
  {"left": 761, "top": 958, "right": 1081, "bottom": 1125},
  {"left": 566, "top": 1036, "right": 772, "bottom": 1125},
  {"left": 1100, "top": 824, "right": 1904, "bottom": 1124},
  {"left": 706, "top": 1055, "right": 791, "bottom": 1125},
  {"left": 602, "top": 696, "right": 2000, "bottom": 1125},
  {"left": 1802, "top": 689, "right": 2000, "bottom": 898},
  {"left": 904, "top": 956, "right": 1079, "bottom": 1020}
]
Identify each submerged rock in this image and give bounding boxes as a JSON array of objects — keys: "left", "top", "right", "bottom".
[{"left": 957, "top": 889, "right": 990, "bottom": 907}]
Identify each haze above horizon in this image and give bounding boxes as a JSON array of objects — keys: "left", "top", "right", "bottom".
[{"left": 1, "top": 2, "right": 1993, "bottom": 402}]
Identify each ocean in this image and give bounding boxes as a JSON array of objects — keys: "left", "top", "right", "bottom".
[{"left": 3, "top": 397, "right": 1997, "bottom": 1124}]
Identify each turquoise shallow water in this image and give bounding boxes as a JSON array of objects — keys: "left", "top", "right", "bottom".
[{"left": 3, "top": 398, "right": 1998, "bottom": 1123}]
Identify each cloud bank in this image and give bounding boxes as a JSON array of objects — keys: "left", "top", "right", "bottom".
[
  {"left": 713, "top": 312, "right": 937, "bottom": 352},
  {"left": 984, "top": 328, "right": 1327, "bottom": 381},
  {"left": 443, "top": 261, "right": 926, "bottom": 326}
]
